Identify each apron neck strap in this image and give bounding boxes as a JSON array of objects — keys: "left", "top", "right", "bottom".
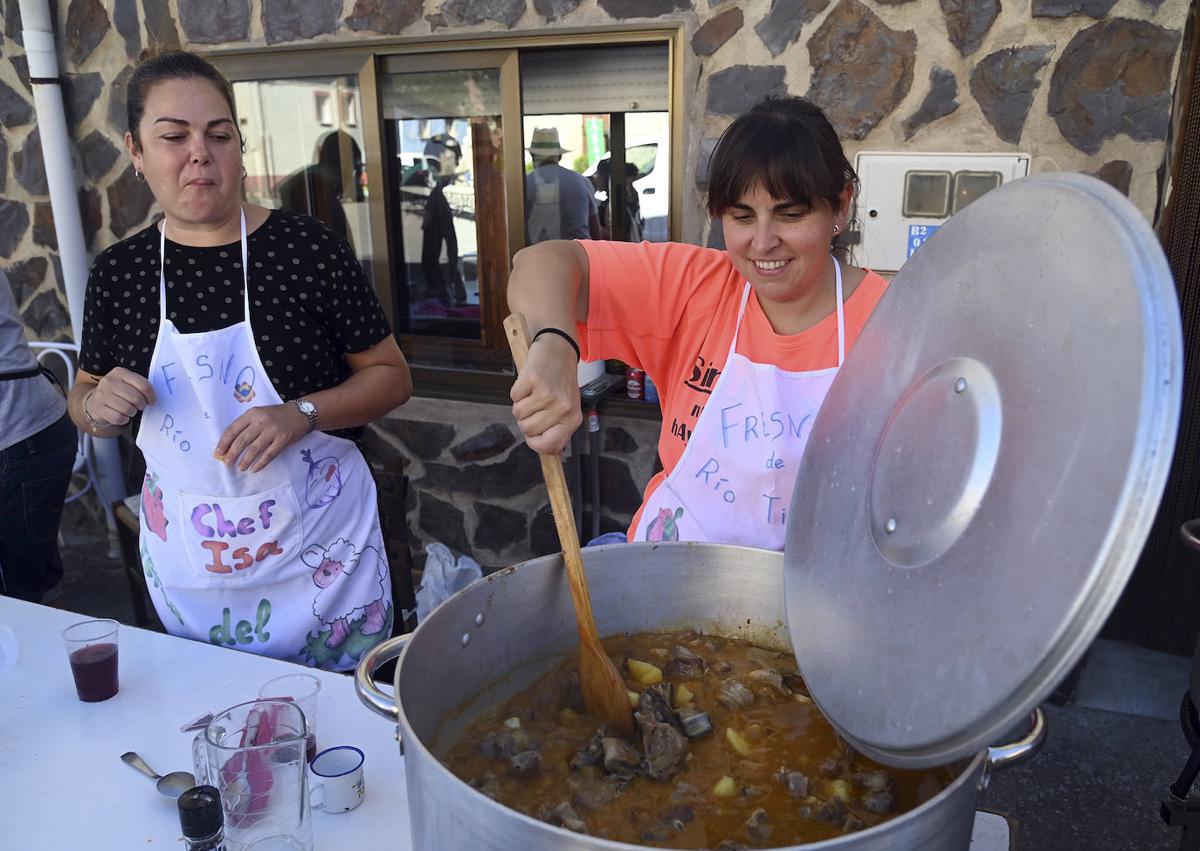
[
  {"left": 158, "top": 207, "right": 251, "bottom": 325},
  {"left": 732, "top": 255, "right": 846, "bottom": 364},
  {"left": 833, "top": 256, "right": 845, "bottom": 366}
]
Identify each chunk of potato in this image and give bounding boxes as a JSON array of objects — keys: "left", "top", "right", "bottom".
[
  {"left": 675, "top": 684, "right": 694, "bottom": 706},
  {"left": 712, "top": 775, "right": 737, "bottom": 797},
  {"left": 503, "top": 716, "right": 521, "bottom": 730},
  {"left": 830, "top": 779, "right": 852, "bottom": 803},
  {"left": 628, "top": 659, "right": 663, "bottom": 685},
  {"left": 725, "top": 727, "right": 753, "bottom": 756},
  {"left": 628, "top": 690, "right": 641, "bottom": 709}
]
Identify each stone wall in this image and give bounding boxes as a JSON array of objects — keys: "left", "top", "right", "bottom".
[
  {"left": 0, "top": 0, "right": 1190, "bottom": 569},
  {"left": 360, "top": 397, "right": 661, "bottom": 571}
]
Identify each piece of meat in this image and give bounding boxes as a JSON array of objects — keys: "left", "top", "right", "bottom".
[
  {"left": 816, "top": 797, "right": 846, "bottom": 824},
  {"left": 641, "top": 824, "right": 675, "bottom": 842},
  {"left": 508, "top": 749, "right": 542, "bottom": 777},
  {"left": 782, "top": 771, "right": 809, "bottom": 798},
  {"left": 851, "top": 769, "right": 891, "bottom": 792},
  {"left": 818, "top": 757, "right": 843, "bottom": 778},
  {"left": 569, "top": 729, "right": 605, "bottom": 771},
  {"left": 638, "top": 683, "right": 679, "bottom": 728},
  {"left": 744, "top": 808, "right": 771, "bottom": 843},
  {"left": 640, "top": 719, "right": 689, "bottom": 781},
  {"left": 477, "top": 732, "right": 499, "bottom": 760},
  {"left": 862, "top": 789, "right": 895, "bottom": 814},
  {"left": 663, "top": 645, "right": 706, "bottom": 679},
  {"left": 570, "top": 775, "right": 624, "bottom": 811},
  {"left": 467, "top": 772, "right": 500, "bottom": 799},
  {"left": 486, "top": 727, "right": 530, "bottom": 759},
  {"left": 549, "top": 801, "right": 589, "bottom": 834},
  {"left": 718, "top": 679, "right": 755, "bottom": 710},
  {"left": 601, "top": 737, "right": 642, "bottom": 775},
  {"left": 781, "top": 671, "right": 808, "bottom": 694},
  {"left": 662, "top": 803, "right": 695, "bottom": 829}
]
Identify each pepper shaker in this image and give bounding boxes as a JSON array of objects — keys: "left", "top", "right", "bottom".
[{"left": 178, "top": 784, "right": 225, "bottom": 851}]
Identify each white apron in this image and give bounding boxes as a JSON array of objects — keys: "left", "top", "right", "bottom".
[
  {"left": 633, "top": 259, "right": 845, "bottom": 550},
  {"left": 137, "top": 210, "right": 392, "bottom": 672}
]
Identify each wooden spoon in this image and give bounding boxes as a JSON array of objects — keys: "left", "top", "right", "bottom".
[{"left": 505, "top": 313, "right": 635, "bottom": 737}]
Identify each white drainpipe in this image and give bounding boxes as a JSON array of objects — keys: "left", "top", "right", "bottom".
[{"left": 20, "top": 0, "right": 130, "bottom": 546}]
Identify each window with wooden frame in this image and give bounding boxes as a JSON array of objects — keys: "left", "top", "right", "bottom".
[{"left": 213, "top": 31, "right": 681, "bottom": 399}]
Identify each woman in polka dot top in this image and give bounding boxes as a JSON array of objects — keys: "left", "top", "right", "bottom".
[{"left": 69, "top": 50, "right": 413, "bottom": 670}]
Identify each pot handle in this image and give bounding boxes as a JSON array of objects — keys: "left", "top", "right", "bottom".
[
  {"left": 1181, "top": 519, "right": 1200, "bottom": 554},
  {"left": 354, "top": 634, "right": 411, "bottom": 722},
  {"left": 978, "top": 707, "right": 1046, "bottom": 792}
]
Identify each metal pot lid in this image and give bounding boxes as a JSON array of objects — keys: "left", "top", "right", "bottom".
[{"left": 784, "top": 173, "right": 1182, "bottom": 768}]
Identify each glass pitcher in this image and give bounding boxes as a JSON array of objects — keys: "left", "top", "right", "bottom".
[{"left": 193, "top": 698, "right": 313, "bottom": 851}]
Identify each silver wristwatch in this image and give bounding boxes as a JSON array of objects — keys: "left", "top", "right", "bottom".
[{"left": 291, "top": 398, "right": 318, "bottom": 433}]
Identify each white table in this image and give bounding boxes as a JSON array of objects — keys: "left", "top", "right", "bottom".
[
  {"left": 0, "top": 597, "right": 410, "bottom": 850},
  {"left": 0, "top": 597, "right": 1010, "bottom": 850}
]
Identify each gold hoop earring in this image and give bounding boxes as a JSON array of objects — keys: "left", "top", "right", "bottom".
[{"left": 134, "top": 169, "right": 146, "bottom": 183}]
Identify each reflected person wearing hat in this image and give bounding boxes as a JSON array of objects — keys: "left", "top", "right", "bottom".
[
  {"left": 421, "top": 133, "right": 468, "bottom": 307},
  {"left": 524, "top": 127, "right": 601, "bottom": 245}
]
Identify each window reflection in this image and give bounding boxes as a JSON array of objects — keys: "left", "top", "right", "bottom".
[
  {"left": 382, "top": 68, "right": 501, "bottom": 339},
  {"left": 520, "top": 112, "right": 669, "bottom": 244},
  {"left": 234, "top": 77, "right": 373, "bottom": 279}
]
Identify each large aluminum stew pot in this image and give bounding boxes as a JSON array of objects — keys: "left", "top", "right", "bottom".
[{"left": 356, "top": 542, "right": 1043, "bottom": 851}]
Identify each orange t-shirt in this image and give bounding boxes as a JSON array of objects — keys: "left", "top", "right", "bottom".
[{"left": 578, "top": 240, "right": 890, "bottom": 537}]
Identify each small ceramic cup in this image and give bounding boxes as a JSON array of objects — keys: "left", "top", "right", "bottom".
[{"left": 309, "top": 746, "right": 365, "bottom": 813}]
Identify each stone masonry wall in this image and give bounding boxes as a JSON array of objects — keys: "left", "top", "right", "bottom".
[
  {"left": 0, "top": 0, "right": 1190, "bottom": 571},
  {"left": 361, "top": 396, "right": 660, "bottom": 572}
]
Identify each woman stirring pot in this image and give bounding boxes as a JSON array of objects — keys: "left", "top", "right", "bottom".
[
  {"left": 509, "top": 96, "right": 886, "bottom": 550},
  {"left": 70, "top": 51, "right": 412, "bottom": 670}
]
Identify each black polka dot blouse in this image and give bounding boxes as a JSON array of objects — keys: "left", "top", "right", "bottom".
[{"left": 79, "top": 210, "right": 393, "bottom": 441}]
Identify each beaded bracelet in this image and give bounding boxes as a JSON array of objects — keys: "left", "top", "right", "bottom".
[{"left": 532, "top": 327, "right": 581, "bottom": 362}]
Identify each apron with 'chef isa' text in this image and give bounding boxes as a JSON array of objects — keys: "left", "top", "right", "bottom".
[
  {"left": 633, "top": 259, "right": 845, "bottom": 551},
  {"left": 136, "top": 210, "right": 392, "bottom": 671}
]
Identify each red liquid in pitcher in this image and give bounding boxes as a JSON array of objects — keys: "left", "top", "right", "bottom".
[
  {"left": 69, "top": 643, "right": 118, "bottom": 701},
  {"left": 306, "top": 734, "right": 317, "bottom": 764}
]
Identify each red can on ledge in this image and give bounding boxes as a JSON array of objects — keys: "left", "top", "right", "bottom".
[{"left": 626, "top": 367, "right": 645, "bottom": 400}]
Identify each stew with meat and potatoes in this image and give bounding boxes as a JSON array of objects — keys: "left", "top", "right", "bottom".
[{"left": 442, "top": 630, "right": 958, "bottom": 849}]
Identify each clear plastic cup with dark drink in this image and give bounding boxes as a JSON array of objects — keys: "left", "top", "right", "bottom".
[{"left": 63, "top": 618, "right": 119, "bottom": 702}]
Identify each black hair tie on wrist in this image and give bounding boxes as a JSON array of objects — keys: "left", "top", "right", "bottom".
[{"left": 532, "top": 327, "right": 581, "bottom": 362}]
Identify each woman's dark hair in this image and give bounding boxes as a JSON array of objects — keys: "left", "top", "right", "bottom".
[
  {"left": 126, "top": 49, "right": 240, "bottom": 149},
  {"left": 706, "top": 95, "right": 857, "bottom": 220}
]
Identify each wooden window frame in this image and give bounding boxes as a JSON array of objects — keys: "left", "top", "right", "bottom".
[{"left": 208, "top": 26, "right": 685, "bottom": 393}]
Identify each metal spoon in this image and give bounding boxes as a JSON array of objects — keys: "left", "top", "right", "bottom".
[{"left": 120, "top": 751, "right": 196, "bottom": 799}]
